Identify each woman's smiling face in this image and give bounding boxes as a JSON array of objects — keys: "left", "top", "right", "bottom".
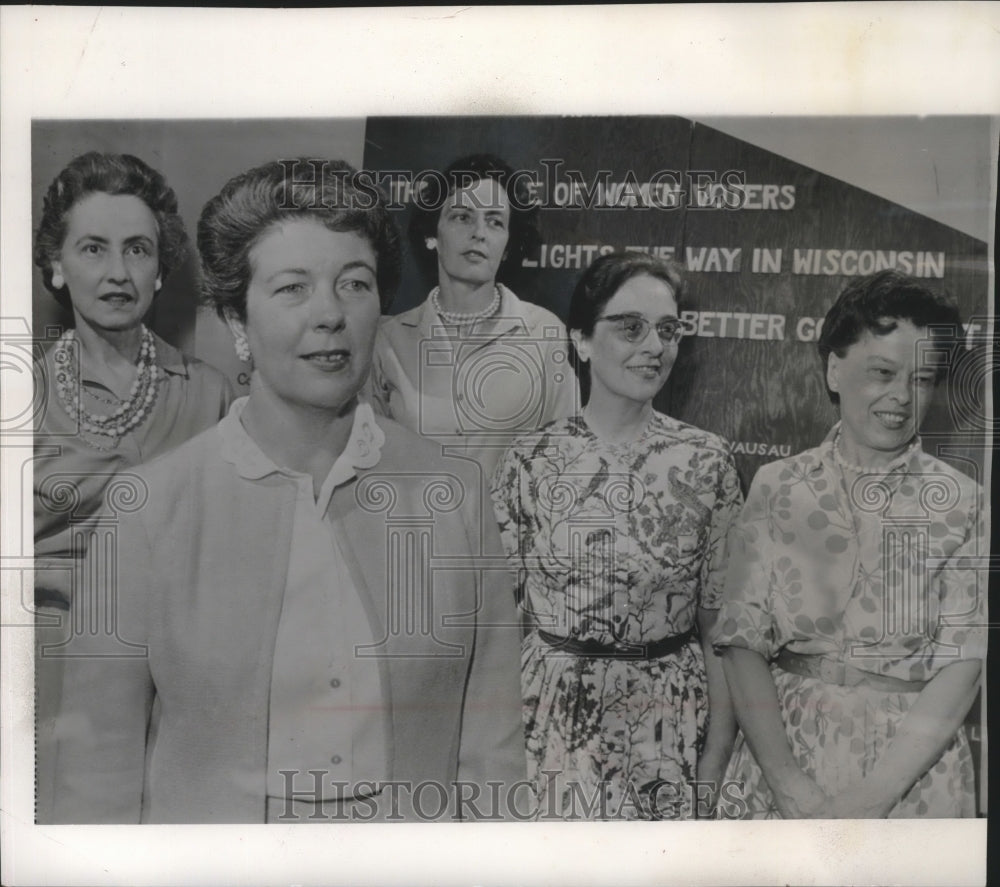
[
  {"left": 572, "top": 273, "right": 680, "bottom": 409},
  {"left": 826, "top": 319, "right": 938, "bottom": 461}
]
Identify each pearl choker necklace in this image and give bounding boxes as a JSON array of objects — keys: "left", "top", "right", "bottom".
[
  {"left": 832, "top": 428, "right": 917, "bottom": 475},
  {"left": 52, "top": 325, "right": 161, "bottom": 451},
  {"left": 430, "top": 285, "right": 501, "bottom": 325}
]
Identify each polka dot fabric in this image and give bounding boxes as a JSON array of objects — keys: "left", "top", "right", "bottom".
[
  {"left": 712, "top": 424, "right": 986, "bottom": 818},
  {"left": 726, "top": 671, "right": 977, "bottom": 818}
]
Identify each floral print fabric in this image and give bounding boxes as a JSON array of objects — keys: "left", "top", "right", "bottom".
[
  {"left": 712, "top": 425, "right": 986, "bottom": 817},
  {"left": 491, "top": 413, "right": 742, "bottom": 819}
]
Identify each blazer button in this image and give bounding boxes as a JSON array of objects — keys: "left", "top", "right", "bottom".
[
  {"left": 330, "top": 678, "right": 341, "bottom": 688},
  {"left": 331, "top": 754, "right": 342, "bottom": 765}
]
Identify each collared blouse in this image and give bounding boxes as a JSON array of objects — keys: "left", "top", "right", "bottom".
[
  {"left": 48, "top": 406, "right": 526, "bottom": 823},
  {"left": 712, "top": 425, "right": 987, "bottom": 682},
  {"left": 370, "top": 284, "right": 579, "bottom": 479},
  {"left": 218, "top": 399, "right": 388, "bottom": 800}
]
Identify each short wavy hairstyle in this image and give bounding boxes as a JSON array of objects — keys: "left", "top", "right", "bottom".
[
  {"left": 33, "top": 152, "right": 188, "bottom": 309},
  {"left": 567, "top": 250, "right": 686, "bottom": 403},
  {"left": 407, "top": 153, "right": 540, "bottom": 286},
  {"left": 818, "top": 270, "right": 964, "bottom": 405},
  {"left": 198, "top": 158, "right": 401, "bottom": 321}
]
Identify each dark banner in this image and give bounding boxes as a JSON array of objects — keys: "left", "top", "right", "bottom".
[{"left": 363, "top": 115, "right": 990, "bottom": 489}]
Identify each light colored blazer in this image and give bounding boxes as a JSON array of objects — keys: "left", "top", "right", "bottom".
[
  {"left": 370, "top": 285, "right": 580, "bottom": 481},
  {"left": 51, "top": 414, "right": 525, "bottom": 823}
]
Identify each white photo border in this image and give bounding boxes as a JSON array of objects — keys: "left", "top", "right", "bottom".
[{"left": 2, "top": 5, "right": 998, "bottom": 886}]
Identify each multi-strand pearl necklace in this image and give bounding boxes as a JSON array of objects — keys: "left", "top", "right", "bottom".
[
  {"left": 430, "top": 285, "right": 502, "bottom": 326},
  {"left": 832, "top": 428, "right": 917, "bottom": 475},
  {"left": 52, "top": 325, "right": 161, "bottom": 451}
]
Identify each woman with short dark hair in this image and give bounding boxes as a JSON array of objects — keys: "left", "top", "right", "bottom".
[
  {"left": 713, "top": 270, "right": 984, "bottom": 818},
  {"left": 492, "top": 251, "right": 742, "bottom": 819},
  {"left": 405, "top": 153, "right": 540, "bottom": 288},
  {"left": 49, "top": 158, "right": 525, "bottom": 824},
  {"left": 33, "top": 152, "right": 232, "bottom": 822},
  {"left": 371, "top": 153, "right": 578, "bottom": 479},
  {"left": 34, "top": 152, "right": 189, "bottom": 305}
]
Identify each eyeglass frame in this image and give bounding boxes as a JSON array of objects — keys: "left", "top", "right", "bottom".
[{"left": 593, "top": 312, "right": 685, "bottom": 344}]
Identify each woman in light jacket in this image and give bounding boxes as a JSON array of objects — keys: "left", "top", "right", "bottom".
[
  {"left": 371, "top": 153, "right": 579, "bottom": 483},
  {"left": 50, "top": 158, "right": 525, "bottom": 824}
]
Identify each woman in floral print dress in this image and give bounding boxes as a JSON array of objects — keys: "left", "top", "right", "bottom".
[
  {"left": 491, "top": 252, "right": 742, "bottom": 820},
  {"left": 712, "top": 271, "right": 985, "bottom": 819}
]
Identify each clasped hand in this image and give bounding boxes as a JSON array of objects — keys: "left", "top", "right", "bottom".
[{"left": 777, "top": 769, "right": 890, "bottom": 819}]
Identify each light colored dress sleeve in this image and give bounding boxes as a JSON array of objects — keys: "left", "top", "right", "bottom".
[
  {"left": 698, "top": 452, "right": 744, "bottom": 610},
  {"left": 931, "top": 487, "right": 988, "bottom": 665},
  {"left": 711, "top": 466, "right": 778, "bottom": 659}
]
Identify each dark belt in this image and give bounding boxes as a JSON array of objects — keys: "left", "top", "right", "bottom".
[
  {"left": 775, "top": 649, "right": 928, "bottom": 693},
  {"left": 537, "top": 627, "right": 695, "bottom": 660}
]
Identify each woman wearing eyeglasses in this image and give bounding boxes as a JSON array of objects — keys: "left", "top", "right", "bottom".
[{"left": 491, "top": 252, "right": 742, "bottom": 819}]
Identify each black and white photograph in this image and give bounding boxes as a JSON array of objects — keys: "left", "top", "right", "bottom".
[{"left": 1, "top": 5, "right": 997, "bottom": 886}]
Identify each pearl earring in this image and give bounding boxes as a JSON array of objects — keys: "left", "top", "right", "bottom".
[
  {"left": 425, "top": 238, "right": 436, "bottom": 250},
  {"left": 51, "top": 272, "right": 65, "bottom": 289},
  {"left": 234, "top": 334, "right": 251, "bottom": 363},
  {"left": 154, "top": 279, "right": 162, "bottom": 292}
]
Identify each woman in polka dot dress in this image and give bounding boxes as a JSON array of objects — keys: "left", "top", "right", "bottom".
[{"left": 712, "top": 271, "right": 985, "bottom": 818}]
